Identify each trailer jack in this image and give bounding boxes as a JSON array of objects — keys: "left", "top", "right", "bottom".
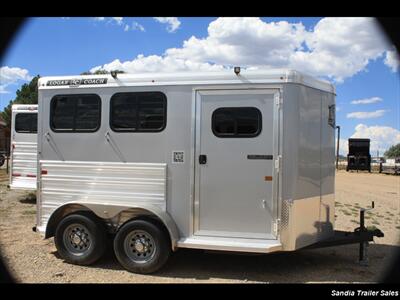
[{"left": 305, "top": 201, "right": 384, "bottom": 266}]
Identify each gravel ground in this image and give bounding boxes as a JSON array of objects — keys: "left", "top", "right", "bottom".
[{"left": 0, "top": 169, "right": 399, "bottom": 283}]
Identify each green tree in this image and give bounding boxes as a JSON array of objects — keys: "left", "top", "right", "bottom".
[
  {"left": 384, "top": 143, "right": 400, "bottom": 158},
  {"left": 1, "top": 75, "right": 40, "bottom": 128}
]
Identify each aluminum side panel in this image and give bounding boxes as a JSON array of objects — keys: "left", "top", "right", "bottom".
[
  {"left": 280, "top": 85, "right": 335, "bottom": 250},
  {"left": 10, "top": 141, "right": 37, "bottom": 189},
  {"left": 38, "top": 161, "right": 167, "bottom": 230}
]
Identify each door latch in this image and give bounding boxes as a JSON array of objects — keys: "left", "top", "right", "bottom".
[
  {"left": 273, "top": 218, "right": 281, "bottom": 236},
  {"left": 274, "top": 155, "right": 281, "bottom": 171},
  {"left": 199, "top": 155, "right": 207, "bottom": 164}
]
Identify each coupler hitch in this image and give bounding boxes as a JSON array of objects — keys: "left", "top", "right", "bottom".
[{"left": 305, "top": 201, "right": 384, "bottom": 266}]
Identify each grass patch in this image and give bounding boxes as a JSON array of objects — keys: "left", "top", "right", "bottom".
[
  {"left": 22, "top": 210, "right": 36, "bottom": 215},
  {"left": 367, "top": 225, "right": 378, "bottom": 231},
  {"left": 366, "top": 213, "right": 376, "bottom": 219},
  {"left": 350, "top": 220, "right": 359, "bottom": 224},
  {"left": 371, "top": 220, "right": 380, "bottom": 225},
  {"left": 343, "top": 211, "right": 352, "bottom": 216},
  {"left": 344, "top": 203, "right": 353, "bottom": 207},
  {"left": 396, "top": 226, "right": 400, "bottom": 230}
]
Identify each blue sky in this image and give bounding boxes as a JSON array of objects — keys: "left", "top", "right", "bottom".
[{"left": 1, "top": 17, "right": 399, "bottom": 155}]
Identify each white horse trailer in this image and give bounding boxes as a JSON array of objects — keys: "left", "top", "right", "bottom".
[
  {"left": 9, "top": 104, "right": 38, "bottom": 190},
  {"left": 34, "top": 69, "right": 383, "bottom": 274}
]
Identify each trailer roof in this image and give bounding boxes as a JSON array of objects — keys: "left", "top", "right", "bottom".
[
  {"left": 38, "top": 69, "right": 335, "bottom": 94},
  {"left": 11, "top": 104, "right": 38, "bottom": 111}
]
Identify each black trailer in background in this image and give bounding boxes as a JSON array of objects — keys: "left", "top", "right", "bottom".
[{"left": 346, "top": 138, "right": 371, "bottom": 172}]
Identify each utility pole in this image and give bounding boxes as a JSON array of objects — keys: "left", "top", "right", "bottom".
[{"left": 336, "top": 125, "right": 340, "bottom": 170}]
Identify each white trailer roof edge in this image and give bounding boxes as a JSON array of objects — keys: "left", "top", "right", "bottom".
[
  {"left": 11, "top": 104, "right": 38, "bottom": 111},
  {"left": 38, "top": 69, "right": 336, "bottom": 94}
]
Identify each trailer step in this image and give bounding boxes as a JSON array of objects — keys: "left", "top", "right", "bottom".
[{"left": 177, "top": 236, "right": 282, "bottom": 253}]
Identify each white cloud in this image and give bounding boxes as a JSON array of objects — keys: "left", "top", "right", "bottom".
[
  {"left": 166, "top": 18, "right": 306, "bottom": 67},
  {"left": 290, "top": 18, "right": 389, "bottom": 82},
  {"left": 0, "top": 85, "right": 10, "bottom": 94},
  {"left": 90, "top": 55, "right": 227, "bottom": 73},
  {"left": 351, "top": 124, "right": 400, "bottom": 155},
  {"left": 93, "top": 17, "right": 124, "bottom": 26},
  {"left": 336, "top": 138, "right": 349, "bottom": 156},
  {"left": 0, "top": 66, "right": 32, "bottom": 84},
  {"left": 124, "top": 22, "right": 145, "bottom": 32},
  {"left": 337, "top": 124, "right": 400, "bottom": 155},
  {"left": 0, "top": 66, "right": 32, "bottom": 94},
  {"left": 112, "top": 17, "right": 123, "bottom": 25},
  {"left": 384, "top": 49, "right": 400, "bottom": 72},
  {"left": 94, "top": 17, "right": 146, "bottom": 33},
  {"left": 351, "top": 97, "right": 383, "bottom": 105},
  {"left": 92, "top": 17, "right": 397, "bottom": 81},
  {"left": 153, "top": 17, "right": 181, "bottom": 33},
  {"left": 346, "top": 110, "right": 387, "bottom": 119}
]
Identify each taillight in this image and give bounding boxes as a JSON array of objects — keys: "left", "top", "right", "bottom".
[
  {"left": 41, "top": 169, "right": 48, "bottom": 175},
  {"left": 12, "top": 173, "right": 21, "bottom": 177}
]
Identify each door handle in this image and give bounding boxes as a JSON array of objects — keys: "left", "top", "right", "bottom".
[{"left": 199, "top": 155, "right": 207, "bottom": 165}]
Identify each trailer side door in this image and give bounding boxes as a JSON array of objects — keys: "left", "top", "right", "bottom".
[{"left": 194, "top": 89, "right": 280, "bottom": 239}]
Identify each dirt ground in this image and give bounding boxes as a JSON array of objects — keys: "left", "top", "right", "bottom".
[{"left": 0, "top": 169, "right": 399, "bottom": 283}]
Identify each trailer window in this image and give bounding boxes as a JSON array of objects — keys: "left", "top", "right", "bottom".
[
  {"left": 328, "top": 104, "right": 335, "bottom": 128},
  {"left": 15, "top": 113, "right": 37, "bottom": 133},
  {"left": 212, "top": 107, "right": 262, "bottom": 138},
  {"left": 50, "top": 94, "right": 101, "bottom": 132},
  {"left": 110, "top": 92, "right": 167, "bottom": 132}
]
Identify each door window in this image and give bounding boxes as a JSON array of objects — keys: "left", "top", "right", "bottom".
[{"left": 212, "top": 107, "right": 262, "bottom": 138}]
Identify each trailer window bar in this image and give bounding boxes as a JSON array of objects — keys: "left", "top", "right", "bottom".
[
  {"left": 15, "top": 113, "right": 37, "bottom": 134},
  {"left": 212, "top": 107, "right": 262, "bottom": 138},
  {"left": 50, "top": 94, "right": 101, "bottom": 132},
  {"left": 110, "top": 92, "right": 167, "bottom": 133}
]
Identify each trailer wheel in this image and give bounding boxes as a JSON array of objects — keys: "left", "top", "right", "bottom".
[
  {"left": 54, "top": 213, "right": 107, "bottom": 265},
  {"left": 113, "top": 219, "right": 171, "bottom": 274}
]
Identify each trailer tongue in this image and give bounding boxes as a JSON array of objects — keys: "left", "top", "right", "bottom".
[{"left": 305, "top": 201, "right": 384, "bottom": 266}]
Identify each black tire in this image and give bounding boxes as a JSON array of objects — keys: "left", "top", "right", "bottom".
[
  {"left": 113, "top": 219, "right": 171, "bottom": 274},
  {"left": 0, "top": 155, "right": 5, "bottom": 167},
  {"left": 54, "top": 212, "right": 107, "bottom": 265}
]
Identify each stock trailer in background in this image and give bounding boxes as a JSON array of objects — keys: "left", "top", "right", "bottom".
[
  {"left": 346, "top": 138, "right": 371, "bottom": 173},
  {"left": 9, "top": 104, "right": 38, "bottom": 190}
]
